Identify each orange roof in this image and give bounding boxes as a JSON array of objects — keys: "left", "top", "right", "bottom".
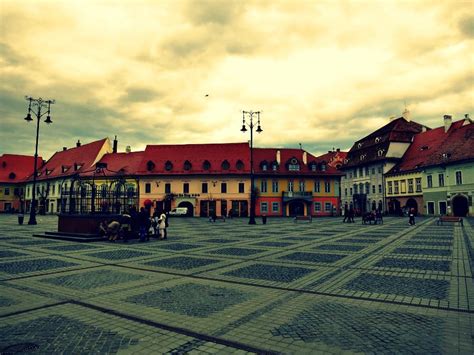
[{"left": 0, "top": 154, "right": 43, "bottom": 183}]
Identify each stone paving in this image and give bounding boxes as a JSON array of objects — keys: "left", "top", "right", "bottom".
[{"left": 0, "top": 214, "right": 473, "bottom": 354}]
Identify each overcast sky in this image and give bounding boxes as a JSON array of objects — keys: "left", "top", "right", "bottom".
[{"left": 1, "top": 0, "right": 473, "bottom": 160}]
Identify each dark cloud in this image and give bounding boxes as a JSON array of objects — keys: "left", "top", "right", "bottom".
[
  {"left": 184, "top": 0, "right": 245, "bottom": 26},
  {"left": 121, "top": 87, "right": 160, "bottom": 103},
  {"left": 459, "top": 15, "right": 474, "bottom": 38},
  {"left": 0, "top": 42, "right": 25, "bottom": 66}
]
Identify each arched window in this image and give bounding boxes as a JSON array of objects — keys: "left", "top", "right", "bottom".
[
  {"left": 8, "top": 172, "right": 16, "bottom": 180},
  {"left": 288, "top": 158, "right": 300, "bottom": 171},
  {"left": 377, "top": 149, "right": 385, "bottom": 157},
  {"left": 183, "top": 160, "right": 192, "bottom": 171},
  {"left": 146, "top": 160, "right": 155, "bottom": 171},
  {"left": 202, "top": 160, "right": 211, "bottom": 170},
  {"left": 271, "top": 161, "right": 279, "bottom": 171},
  {"left": 165, "top": 161, "right": 173, "bottom": 171},
  {"left": 221, "top": 160, "right": 230, "bottom": 170},
  {"left": 320, "top": 163, "right": 326, "bottom": 171},
  {"left": 236, "top": 160, "right": 244, "bottom": 170}
]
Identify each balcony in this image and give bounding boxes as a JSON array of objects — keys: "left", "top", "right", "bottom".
[{"left": 282, "top": 191, "right": 313, "bottom": 202}]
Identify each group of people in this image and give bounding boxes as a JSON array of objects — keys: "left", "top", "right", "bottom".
[
  {"left": 342, "top": 205, "right": 384, "bottom": 224},
  {"left": 99, "top": 206, "right": 169, "bottom": 242}
]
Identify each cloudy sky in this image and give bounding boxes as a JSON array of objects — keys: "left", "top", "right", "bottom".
[{"left": 1, "top": 0, "right": 473, "bottom": 160}]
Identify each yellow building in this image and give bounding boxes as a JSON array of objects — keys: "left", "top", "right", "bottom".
[{"left": 384, "top": 171, "right": 423, "bottom": 215}]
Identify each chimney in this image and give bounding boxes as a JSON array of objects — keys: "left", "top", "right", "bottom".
[
  {"left": 302, "top": 151, "right": 307, "bottom": 164},
  {"left": 276, "top": 150, "right": 281, "bottom": 164},
  {"left": 63, "top": 147, "right": 67, "bottom": 151},
  {"left": 76, "top": 140, "right": 81, "bottom": 147},
  {"left": 402, "top": 108, "right": 411, "bottom": 121},
  {"left": 336, "top": 148, "right": 340, "bottom": 152},
  {"left": 465, "top": 113, "right": 470, "bottom": 120},
  {"left": 113, "top": 135, "right": 118, "bottom": 153},
  {"left": 422, "top": 126, "right": 427, "bottom": 132},
  {"left": 125, "top": 145, "right": 131, "bottom": 153},
  {"left": 443, "top": 115, "right": 452, "bottom": 133}
]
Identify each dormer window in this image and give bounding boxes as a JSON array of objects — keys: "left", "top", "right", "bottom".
[
  {"left": 260, "top": 160, "right": 268, "bottom": 171},
  {"left": 271, "top": 162, "right": 279, "bottom": 171},
  {"left": 420, "top": 145, "right": 429, "bottom": 151},
  {"left": 288, "top": 158, "right": 300, "bottom": 171},
  {"left": 310, "top": 162, "right": 317, "bottom": 171},
  {"left": 360, "top": 154, "right": 366, "bottom": 161},
  {"left": 442, "top": 153, "right": 451, "bottom": 159},
  {"left": 221, "top": 160, "right": 230, "bottom": 170},
  {"left": 45, "top": 169, "right": 52, "bottom": 175},
  {"left": 236, "top": 160, "right": 244, "bottom": 171},
  {"left": 202, "top": 160, "right": 211, "bottom": 170},
  {"left": 61, "top": 166, "right": 69, "bottom": 173},
  {"left": 357, "top": 142, "right": 363, "bottom": 148},
  {"left": 146, "top": 160, "right": 155, "bottom": 171},
  {"left": 320, "top": 163, "right": 326, "bottom": 171},
  {"left": 74, "top": 163, "right": 83, "bottom": 171},
  {"left": 375, "top": 137, "right": 381, "bottom": 143},
  {"left": 183, "top": 160, "right": 192, "bottom": 171},
  {"left": 165, "top": 161, "right": 173, "bottom": 171},
  {"left": 8, "top": 172, "right": 16, "bottom": 180},
  {"left": 377, "top": 149, "right": 385, "bottom": 157}
]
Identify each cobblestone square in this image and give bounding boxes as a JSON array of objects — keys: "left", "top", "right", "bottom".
[{"left": 0, "top": 215, "right": 473, "bottom": 354}]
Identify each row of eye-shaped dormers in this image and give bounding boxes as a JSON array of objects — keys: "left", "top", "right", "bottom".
[
  {"left": 259, "top": 158, "right": 327, "bottom": 172},
  {"left": 145, "top": 160, "right": 246, "bottom": 172}
]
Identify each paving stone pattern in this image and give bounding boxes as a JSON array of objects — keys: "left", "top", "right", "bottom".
[{"left": 0, "top": 215, "right": 472, "bottom": 354}]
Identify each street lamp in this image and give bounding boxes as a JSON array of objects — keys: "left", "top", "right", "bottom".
[
  {"left": 241, "top": 110, "right": 262, "bottom": 225},
  {"left": 23, "top": 96, "right": 55, "bottom": 225}
]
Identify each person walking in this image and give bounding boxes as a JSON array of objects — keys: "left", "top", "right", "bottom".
[
  {"left": 151, "top": 211, "right": 160, "bottom": 238},
  {"left": 343, "top": 204, "right": 349, "bottom": 223},
  {"left": 408, "top": 208, "right": 416, "bottom": 226},
  {"left": 158, "top": 212, "right": 167, "bottom": 240},
  {"left": 138, "top": 207, "right": 149, "bottom": 242},
  {"left": 349, "top": 206, "right": 355, "bottom": 223}
]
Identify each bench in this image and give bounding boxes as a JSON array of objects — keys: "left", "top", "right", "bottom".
[
  {"left": 437, "top": 216, "right": 463, "bottom": 226},
  {"left": 294, "top": 216, "right": 312, "bottom": 223}
]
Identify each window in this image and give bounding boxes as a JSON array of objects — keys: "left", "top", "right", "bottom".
[
  {"left": 272, "top": 202, "right": 279, "bottom": 213},
  {"left": 324, "top": 181, "right": 331, "bottom": 193},
  {"left": 239, "top": 182, "right": 245, "bottom": 193},
  {"left": 408, "top": 179, "right": 414, "bottom": 193},
  {"left": 344, "top": 188, "right": 348, "bottom": 196},
  {"left": 359, "top": 167, "right": 363, "bottom": 177},
  {"left": 299, "top": 181, "right": 305, "bottom": 192},
  {"left": 320, "top": 163, "right": 326, "bottom": 171},
  {"left": 325, "top": 202, "right": 332, "bottom": 212},
  {"left": 354, "top": 184, "right": 358, "bottom": 194},
  {"left": 400, "top": 180, "right": 406, "bottom": 194},
  {"left": 183, "top": 183, "right": 189, "bottom": 193},
  {"left": 372, "top": 185, "right": 375, "bottom": 194},
  {"left": 203, "top": 160, "right": 211, "bottom": 170},
  {"left": 310, "top": 163, "right": 317, "bottom": 171},
  {"left": 427, "top": 201, "right": 435, "bottom": 215},
  {"left": 388, "top": 181, "right": 393, "bottom": 195},
  {"left": 165, "top": 183, "right": 171, "bottom": 194},
  {"left": 260, "top": 202, "right": 268, "bottom": 213},
  {"left": 378, "top": 166, "right": 383, "bottom": 174},
  {"left": 371, "top": 168, "right": 375, "bottom": 174},
  {"left": 202, "top": 182, "right": 208, "bottom": 193},
  {"left": 221, "top": 160, "right": 230, "bottom": 170},
  {"left": 427, "top": 175, "right": 433, "bottom": 188},
  {"left": 4, "top": 188, "right": 10, "bottom": 196},
  {"left": 455, "top": 171, "right": 462, "bottom": 185},
  {"left": 314, "top": 181, "right": 320, "bottom": 193},
  {"left": 221, "top": 183, "right": 227, "bottom": 193},
  {"left": 260, "top": 180, "right": 268, "bottom": 193},
  {"left": 314, "top": 202, "right": 321, "bottom": 212},
  {"left": 288, "top": 163, "right": 300, "bottom": 171},
  {"left": 146, "top": 160, "right": 155, "bottom": 171},
  {"left": 415, "top": 178, "right": 422, "bottom": 192},
  {"left": 439, "top": 201, "right": 447, "bottom": 215},
  {"left": 165, "top": 161, "right": 173, "bottom": 171},
  {"left": 394, "top": 181, "right": 399, "bottom": 194},
  {"left": 438, "top": 174, "right": 444, "bottom": 187},
  {"left": 350, "top": 187, "right": 353, "bottom": 195},
  {"left": 262, "top": 163, "right": 268, "bottom": 171},
  {"left": 14, "top": 188, "right": 20, "bottom": 196},
  {"left": 288, "top": 181, "right": 294, "bottom": 192},
  {"left": 365, "top": 167, "right": 369, "bottom": 175},
  {"left": 272, "top": 180, "right": 279, "bottom": 193},
  {"left": 183, "top": 160, "right": 192, "bottom": 171},
  {"left": 354, "top": 169, "right": 357, "bottom": 178},
  {"left": 378, "top": 184, "right": 382, "bottom": 193},
  {"left": 272, "top": 162, "right": 278, "bottom": 171},
  {"left": 365, "top": 183, "right": 370, "bottom": 194},
  {"left": 145, "top": 183, "right": 151, "bottom": 193},
  {"left": 236, "top": 160, "right": 244, "bottom": 170},
  {"left": 52, "top": 184, "right": 56, "bottom": 195}
]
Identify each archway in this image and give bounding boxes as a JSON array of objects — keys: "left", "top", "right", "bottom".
[
  {"left": 406, "top": 198, "right": 418, "bottom": 215},
  {"left": 177, "top": 201, "right": 194, "bottom": 217},
  {"left": 289, "top": 201, "right": 305, "bottom": 216},
  {"left": 388, "top": 199, "right": 401, "bottom": 215},
  {"left": 452, "top": 195, "right": 469, "bottom": 217}
]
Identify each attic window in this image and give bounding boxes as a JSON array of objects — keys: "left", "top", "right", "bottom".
[
  {"left": 202, "top": 160, "right": 211, "bottom": 170},
  {"left": 375, "top": 137, "right": 381, "bottom": 143},
  {"left": 183, "top": 160, "right": 192, "bottom": 171},
  {"left": 288, "top": 158, "right": 300, "bottom": 171},
  {"left": 260, "top": 160, "right": 268, "bottom": 171},
  {"left": 8, "top": 172, "right": 16, "bottom": 180},
  {"left": 165, "top": 161, "right": 173, "bottom": 171},
  {"left": 271, "top": 162, "right": 279, "bottom": 171},
  {"left": 61, "top": 166, "right": 69, "bottom": 173},
  {"left": 377, "top": 149, "right": 385, "bottom": 157},
  {"left": 236, "top": 160, "right": 244, "bottom": 170},
  {"left": 310, "top": 163, "right": 317, "bottom": 171},
  {"left": 442, "top": 153, "right": 451, "bottom": 159},
  {"left": 146, "top": 160, "right": 155, "bottom": 171},
  {"left": 360, "top": 154, "right": 366, "bottom": 161},
  {"left": 221, "top": 160, "right": 230, "bottom": 170},
  {"left": 420, "top": 145, "right": 429, "bottom": 151},
  {"left": 320, "top": 163, "right": 326, "bottom": 171},
  {"left": 357, "top": 142, "right": 363, "bottom": 148},
  {"left": 343, "top": 158, "right": 348, "bottom": 164},
  {"left": 74, "top": 163, "right": 83, "bottom": 171}
]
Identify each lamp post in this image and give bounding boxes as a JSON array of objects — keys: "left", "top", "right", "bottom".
[
  {"left": 23, "top": 96, "right": 55, "bottom": 225},
  {"left": 241, "top": 110, "right": 262, "bottom": 225}
]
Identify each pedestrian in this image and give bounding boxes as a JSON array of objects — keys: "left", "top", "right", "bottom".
[
  {"left": 349, "top": 206, "right": 355, "bottom": 223},
  {"left": 120, "top": 213, "right": 132, "bottom": 242},
  {"left": 408, "top": 208, "right": 415, "bottom": 226},
  {"left": 376, "top": 209, "right": 383, "bottom": 224},
  {"left": 158, "top": 212, "right": 167, "bottom": 240},
  {"left": 343, "top": 204, "right": 349, "bottom": 223},
  {"left": 151, "top": 211, "right": 160, "bottom": 238},
  {"left": 138, "top": 207, "right": 149, "bottom": 242}
]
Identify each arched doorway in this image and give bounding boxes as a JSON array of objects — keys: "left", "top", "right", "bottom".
[
  {"left": 371, "top": 201, "right": 376, "bottom": 211},
  {"left": 452, "top": 195, "right": 469, "bottom": 217},
  {"left": 178, "top": 201, "right": 194, "bottom": 217},
  {"left": 406, "top": 198, "right": 418, "bottom": 215},
  {"left": 388, "top": 199, "right": 401, "bottom": 215},
  {"left": 289, "top": 201, "right": 305, "bottom": 216}
]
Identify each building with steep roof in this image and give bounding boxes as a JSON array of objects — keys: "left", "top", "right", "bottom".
[
  {"left": 253, "top": 148, "right": 343, "bottom": 217},
  {"left": 0, "top": 154, "right": 43, "bottom": 212},
  {"left": 341, "top": 113, "right": 429, "bottom": 213},
  {"left": 24, "top": 138, "right": 112, "bottom": 214}
]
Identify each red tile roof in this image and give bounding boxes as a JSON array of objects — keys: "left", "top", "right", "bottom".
[
  {"left": 138, "top": 142, "right": 251, "bottom": 175},
  {"left": 317, "top": 150, "right": 348, "bottom": 169},
  {"left": 254, "top": 148, "right": 342, "bottom": 175},
  {"left": 81, "top": 151, "right": 146, "bottom": 177},
  {"left": 0, "top": 154, "right": 43, "bottom": 183},
  {"left": 33, "top": 138, "right": 109, "bottom": 180},
  {"left": 388, "top": 118, "right": 474, "bottom": 174}
]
